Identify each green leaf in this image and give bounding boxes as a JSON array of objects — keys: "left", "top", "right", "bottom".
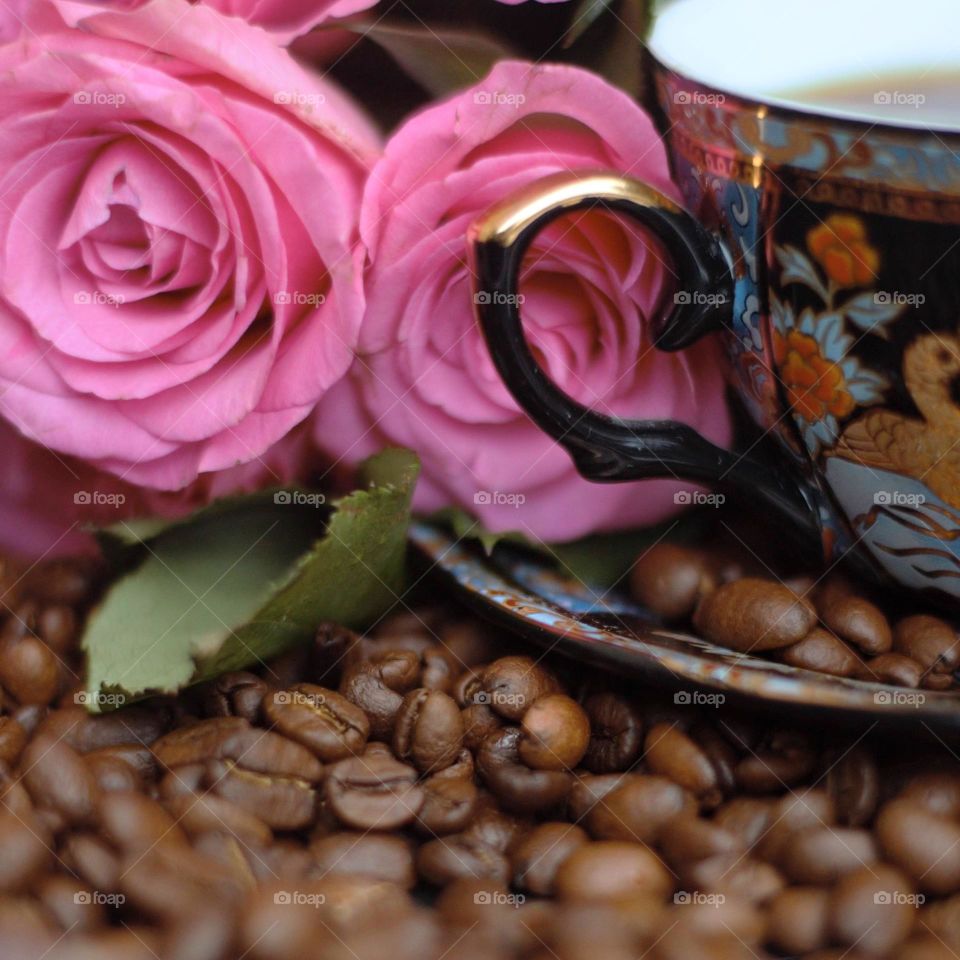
[
  {"left": 81, "top": 449, "right": 419, "bottom": 711},
  {"left": 335, "top": 18, "right": 516, "bottom": 98}
]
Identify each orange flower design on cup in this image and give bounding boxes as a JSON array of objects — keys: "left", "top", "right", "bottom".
[
  {"left": 807, "top": 214, "right": 879, "bottom": 288},
  {"left": 775, "top": 328, "right": 856, "bottom": 423}
]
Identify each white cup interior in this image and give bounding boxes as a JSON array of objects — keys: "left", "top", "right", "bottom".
[{"left": 649, "top": 0, "right": 960, "bottom": 130}]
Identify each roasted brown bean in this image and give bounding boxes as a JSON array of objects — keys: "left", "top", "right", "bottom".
[
  {"left": 393, "top": 688, "right": 463, "bottom": 773},
  {"left": 586, "top": 775, "right": 695, "bottom": 843},
  {"left": 510, "top": 822, "right": 589, "bottom": 895},
  {"left": 693, "top": 578, "right": 816, "bottom": 652},
  {"left": 819, "top": 591, "right": 892, "bottom": 655},
  {"left": 553, "top": 841, "right": 672, "bottom": 900},
  {"left": 581, "top": 693, "right": 643, "bottom": 773},
  {"left": 480, "top": 656, "right": 556, "bottom": 721},
  {"left": 829, "top": 864, "right": 916, "bottom": 955},
  {"left": 894, "top": 615, "right": 960, "bottom": 673},
  {"left": 264, "top": 684, "right": 369, "bottom": 761},
  {"left": 476, "top": 727, "right": 571, "bottom": 814},
  {"left": 324, "top": 753, "right": 422, "bottom": 830},
  {"left": 519, "top": 695, "right": 590, "bottom": 771},
  {"left": 628, "top": 543, "right": 717, "bottom": 621},
  {"left": 777, "top": 628, "right": 861, "bottom": 677}
]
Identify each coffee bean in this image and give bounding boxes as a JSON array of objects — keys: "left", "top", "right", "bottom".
[
  {"left": 819, "top": 590, "right": 892, "bottom": 655},
  {"left": 61, "top": 833, "right": 121, "bottom": 892},
  {"left": 518, "top": 695, "right": 589, "bottom": 771},
  {"left": 417, "top": 833, "right": 510, "bottom": 887},
  {"left": 735, "top": 728, "right": 816, "bottom": 792},
  {"left": 201, "top": 671, "right": 268, "bottom": 722},
  {"left": 0, "top": 717, "right": 26, "bottom": 767},
  {"left": 586, "top": 774, "right": 695, "bottom": 843},
  {"left": 900, "top": 772, "right": 960, "bottom": 817},
  {"left": 766, "top": 886, "right": 830, "bottom": 954},
  {"left": 693, "top": 578, "right": 816, "bottom": 652},
  {"left": 510, "top": 822, "right": 589, "bottom": 896},
  {"left": 461, "top": 702, "right": 502, "bottom": 752},
  {"left": 757, "top": 788, "right": 836, "bottom": 862},
  {"left": 645, "top": 722, "right": 721, "bottom": 801},
  {"left": 877, "top": 798, "right": 960, "bottom": 894},
  {"left": 859, "top": 652, "right": 924, "bottom": 688},
  {"left": 0, "top": 628, "right": 60, "bottom": 705},
  {"left": 777, "top": 627, "right": 861, "bottom": 677},
  {"left": 393, "top": 688, "right": 463, "bottom": 773},
  {"left": 780, "top": 826, "right": 878, "bottom": 883},
  {"left": 206, "top": 758, "right": 317, "bottom": 831},
  {"left": 85, "top": 743, "right": 157, "bottom": 783},
  {"left": 310, "top": 832, "right": 415, "bottom": 888},
  {"left": 713, "top": 797, "right": 773, "bottom": 849},
  {"left": 628, "top": 542, "right": 717, "bottom": 620},
  {"left": 164, "top": 791, "right": 272, "bottom": 847},
  {"left": 581, "top": 692, "right": 643, "bottom": 773},
  {"left": 414, "top": 775, "right": 477, "bottom": 836},
  {"left": 894, "top": 615, "right": 960, "bottom": 673},
  {"left": 464, "top": 805, "right": 530, "bottom": 853},
  {"left": 0, "top": 810, "right": 50, "bottom": 892},
  {"left": 339, "top": 653, "right": 418, "bottom": 740},
  {"left": 659, "top": 815, "right": 743, "bottom": 867},
  {"left": 480, "top": 657, "right": 556, "bottom": 721},
  {"left": 825, "top": 744, "right": 879, "bottom": 827},
  {"left": 324, "top": 754, "right": 422, "bottom": 830},
  {"left": 36, "top": 875, "right": 105, "bottom": 934},
  {"left": 553, "top": 841, "right": 672, "bottom": 900},
  {"left": 21, "top": 734, "right": 99, "bottom": 825},
  {"left": 477, "top": 727, "right": 571, "bottom": 814},
  {"left": 829, "top": 864, "right": 916, "bottom": 955},
  {"left": 264, "top": 684, "right": 369, "bottom": 762},
  {"left": 86, "top": 752, "right": 142, "bottom": 793},
  {"left": 36, "top": 604, "right": 77, "bottom": 656}
]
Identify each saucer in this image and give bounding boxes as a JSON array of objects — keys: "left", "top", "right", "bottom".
[{"left": 409, "top": 520, "right": 960, "bottom": 734}]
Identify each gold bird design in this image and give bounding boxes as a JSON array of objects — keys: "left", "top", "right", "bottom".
[{"left": 830, "top": 332, "right": 960, "bottom": 509}]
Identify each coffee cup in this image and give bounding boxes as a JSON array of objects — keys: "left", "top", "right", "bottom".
[{"left": 470, "top": 0, "right": 960, "bottom": 606}]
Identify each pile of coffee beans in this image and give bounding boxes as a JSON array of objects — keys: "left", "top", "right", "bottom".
[
  {"left": 630, "top": 542, "right": 960, "bottom": 689},
  {"left": 3, "top": 554, "right": 960, "bottom": 958}
]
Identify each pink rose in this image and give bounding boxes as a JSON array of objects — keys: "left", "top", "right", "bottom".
[
  {"left": 315, "top": 61, "right": 732, "bottom": 543},
  {"left": 0, "top": 416, "right": 317, "bottom": 561},
  {"left": 0, "top": 0, "right": 379, "bottom": 492}
]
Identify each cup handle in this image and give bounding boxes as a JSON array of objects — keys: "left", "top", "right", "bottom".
[{"left": 469, "top": 170, "right": 821, "bottom": 548}]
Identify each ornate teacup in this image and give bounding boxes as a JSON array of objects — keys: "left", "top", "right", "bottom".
[{"left": 471, "top": 0, "right": 960, "bottom": 606}]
